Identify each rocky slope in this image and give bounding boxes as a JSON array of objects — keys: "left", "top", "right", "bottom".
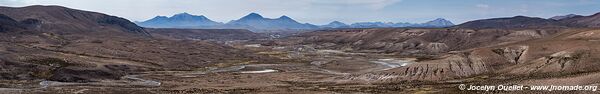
[
  {"left": 281, "top": 27, "right": 600, "bottom": 85},
  {"left": 284, "top": 28, "right": 560, "bottom": 55},
  {"left": 0, "top": 14, "right": 27, "bottom": 32},
  {"left": 384, "top": 28, "right": 600, "bottom": 82}
]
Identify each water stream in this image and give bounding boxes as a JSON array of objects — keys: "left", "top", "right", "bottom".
[{"left": 369, "top": 58, "right": 412, "bottom": 71}]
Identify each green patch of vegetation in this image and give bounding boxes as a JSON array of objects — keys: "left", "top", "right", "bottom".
[
  {"left": 31, "top": 69, "right": 54, "bottom": 79},
  {"left": 27, "top": 58, "right": 74, "bottom": 79},
  {"left": 27, "top": 58, "right": 73, "bottom": 68},
  {"left": 415, "top": 56, "right": 437, "bottom": 62}
]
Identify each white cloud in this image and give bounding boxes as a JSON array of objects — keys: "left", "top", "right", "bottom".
[
  {"left": 0, "top": 0, "right": 26, "bottom": 6},
  {"left": 518, "top": 5, "right": 529, "bottom": 13},
  {"left": 310, "top": 0, "right": 403, "bottom": 10},
  {"left": 476, "top": 4, "right": 490, "bottom": 9}
]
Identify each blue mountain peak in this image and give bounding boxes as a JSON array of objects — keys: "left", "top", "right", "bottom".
[
  {"left": 278, "top": 15, "right": 292, "bottom": 20},
  {"left": 240, "top": 13, "right": 264, "bottom": 20},
  {"left": 329, "top": 21, "right": 347, "bottom": 25},
  {"left": 154, "top": 16, "right": 168, "bottom": 19},
  {"left": 173, "top": 12, "right": 198, "bottom": 17}
]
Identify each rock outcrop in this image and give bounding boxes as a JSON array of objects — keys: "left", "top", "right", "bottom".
[
  {"left": 426, "top": 43, "right": 449, "bottom": 53},
  {"left": 492, "top": 46, "right": 528, "bottom": 64}
]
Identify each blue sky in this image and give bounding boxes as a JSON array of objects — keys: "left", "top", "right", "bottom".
[{"left": 1, "top": 0, "right": 600, "bottom": 24}]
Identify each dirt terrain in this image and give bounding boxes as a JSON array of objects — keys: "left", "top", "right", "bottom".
[
  {"left": 4, "top": 28, "right": 599, "bottom": 94},
  {"left": 147, "top": 28, "right": 268, "bottom": 41},
  {"left": 1, "top": 5, "right": 600, "bottom": 94}
]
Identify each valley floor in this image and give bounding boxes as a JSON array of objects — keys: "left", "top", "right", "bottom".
[
  {"left": 3, "top": 40, "right": 599, "bottom": 94},
  {"left": 0, "top": 45, "right": 429, "bottom": 94}
]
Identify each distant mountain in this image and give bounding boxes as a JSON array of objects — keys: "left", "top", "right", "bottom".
[
  {"left": 137, "top": 12, "right": 455, "bottom": 31},
  {"left": 414, "top": 18, "right": 454, "bottom": 27},
  {"left": 559, "top": 12, "right": 600, "bottom": 27},
  {"left": 321, "top": 21, "right": 349, "bottom": 28},
  {"left": 550, "top": 14, "right": 582, "bottom": 20},
  {"left": 392, "top": 22, "right": 414, "bottom": 27},
  {"left": 225, "top": 13, "right": 318, "bottom": 31},
  {"left": 324, "top": 18, "right": 454, "bottom": 28},
  {"left": 350, "top": 22, "right": 395, "bottom": 28},
  {"left": 455, "top": 16, "right": 565, "bottom": 29},
  {"left": 137, "top": 13, "right": 318, "bottom": 32},
  {"left": 137, "top": 13, "right": 223, "bottom": 28}
]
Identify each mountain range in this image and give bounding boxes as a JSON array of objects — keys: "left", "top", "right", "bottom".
[
  {"left": 137, "top": 13, "right": 456, "bottom": 31},
  {"left": 136, "top": 13, "right": 223, "bottom": 28},
  {"left": 326, "top": 18, "right": 455, "bottom": 28},
  {"left": 136, "top": 12, "right": 600, "bottom": 32},
  {"left": 321, "top": 21, "right": 349, "bottom": 28},
  {"left": 223, "top": 13, "right": 318, "bottom": 31},
  {"left": 137, "top": 13, "right": 318, "bottom": 31}
]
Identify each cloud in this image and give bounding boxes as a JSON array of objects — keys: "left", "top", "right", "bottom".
[
  {"left": 518, "top": 5, "right": 529, "bottom": 13},
  {"left": 475, "top": 4, "right": 490, "bottom": 9},
  {"left": 310, "top": 0, "right": 403, "bottom": 10},
  {"left": 0, "top": 0, "right": 26, "bottom": 6}
]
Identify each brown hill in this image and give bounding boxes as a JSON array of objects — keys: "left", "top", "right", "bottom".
[
  {"left": 455, "top": 16, "right": 566, "bottom": 29},
  {"left": 0, "top": 5, "right": 148, "bottom": 35}
]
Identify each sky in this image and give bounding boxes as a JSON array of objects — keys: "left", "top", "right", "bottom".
[{"left": 1, "top": 0, "right": 600, "bottom": 25}]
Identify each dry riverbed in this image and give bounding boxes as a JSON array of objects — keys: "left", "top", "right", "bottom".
[{"left": 0, "top": 45, "right": 429, "bottom": 94}]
